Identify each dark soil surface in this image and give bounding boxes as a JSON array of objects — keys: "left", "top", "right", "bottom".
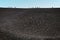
[{"left": 0, "top": 8, "right": 60, "bottom": 40}]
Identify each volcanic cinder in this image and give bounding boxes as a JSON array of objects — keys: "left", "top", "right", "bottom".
[{"left": 0, "top": 8, "right": 60, "bottom": 40}]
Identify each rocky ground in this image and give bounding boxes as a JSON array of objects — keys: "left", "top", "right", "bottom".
[{"left": 0, "top": 8, "right": 60, "bottom": 40}]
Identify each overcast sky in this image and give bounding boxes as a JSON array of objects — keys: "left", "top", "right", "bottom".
[{"left": 0, "top": 0, "right": 60, "bottom": 8}]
